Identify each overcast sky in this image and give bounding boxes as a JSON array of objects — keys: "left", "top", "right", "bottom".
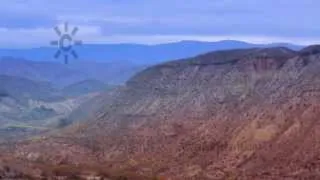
[{"left": 1, "top": 0, "right": 320, "bottom": 47}]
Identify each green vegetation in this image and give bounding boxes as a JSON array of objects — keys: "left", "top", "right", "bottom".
[{"left": 2, "top": 124, "right": 48, "bottom": 131}]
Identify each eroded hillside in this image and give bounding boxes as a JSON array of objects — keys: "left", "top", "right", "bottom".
[{"left": 3, "top": 46, "right": 320, "bottom": 179}]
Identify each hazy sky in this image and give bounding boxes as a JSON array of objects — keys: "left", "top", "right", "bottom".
[{"left": 1, "top": 0, "right": 320, "bottom": 47}]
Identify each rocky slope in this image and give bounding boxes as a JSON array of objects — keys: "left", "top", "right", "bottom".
[{"left": 3, "top": 46, "right": 320, "bottom": 179}]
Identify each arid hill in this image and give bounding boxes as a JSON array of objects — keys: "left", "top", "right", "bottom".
[{"left": 2, "top": 46, "right": 320, "bottom": 179}]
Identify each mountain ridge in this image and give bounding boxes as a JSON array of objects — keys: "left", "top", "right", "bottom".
[
  {"left": 0, "top": 40, "right": 303, "bottom": 65},
  {"left": 0, "top": 58, "right": 144, "bottom": 87}
]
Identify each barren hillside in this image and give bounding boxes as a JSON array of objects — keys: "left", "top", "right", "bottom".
[{"left": 3, "top": 46, "right": 320, "bottom": 179}]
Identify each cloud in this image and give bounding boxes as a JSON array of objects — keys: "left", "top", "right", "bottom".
[{"left": 0, "top": 0, "right": 320, "bottom": 46}]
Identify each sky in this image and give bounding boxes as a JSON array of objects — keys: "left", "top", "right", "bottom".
[{"left": 0, "top": 0, "right": 320, "bottom": 47}]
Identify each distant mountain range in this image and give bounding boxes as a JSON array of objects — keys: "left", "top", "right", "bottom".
[
  {"left": 0, "top": 58, "right": 144, "bottom": 87},
  {"left": 0, "top": 40, "right": 303, "bottom": 88},
  {"left": 0, "top": 40, "right": 304, "bottom": 65},
  {"left": 0, "top": 75, "right": 60, "bottom": 103}
]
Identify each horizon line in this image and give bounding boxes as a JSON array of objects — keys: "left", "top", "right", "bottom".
[{"left": 0, "top": 39, "right": 311, "bottom": 50}]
